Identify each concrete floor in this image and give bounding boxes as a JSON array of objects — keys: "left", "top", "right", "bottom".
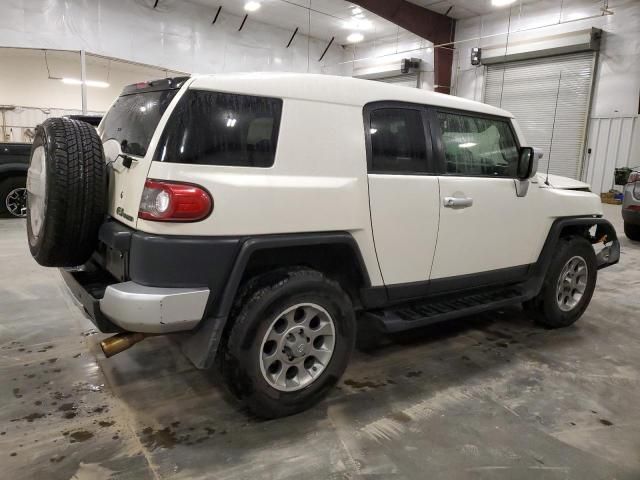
[{"left": 1, "top": 204, "right": 639, "bottom": 479}]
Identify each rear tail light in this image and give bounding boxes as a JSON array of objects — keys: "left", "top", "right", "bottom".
[
  {"left": 138, "top": 179, "right": 212, "bottom": 222},
  {"left": 628, "top": 172, "right": 640, "bottom": 184}
]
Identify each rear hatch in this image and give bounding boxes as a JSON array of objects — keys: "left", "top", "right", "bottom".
[{"left": 97, "top": 77, "right": 189, "bottom": 228}]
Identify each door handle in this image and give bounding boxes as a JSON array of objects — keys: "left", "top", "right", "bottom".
[{"left": 443, "top": 196, "right": 473, "bottom": 208}]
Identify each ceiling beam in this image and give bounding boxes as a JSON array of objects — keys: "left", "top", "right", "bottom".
[{"left": 349, "top": 0, "right": 456, "bottom": 94}]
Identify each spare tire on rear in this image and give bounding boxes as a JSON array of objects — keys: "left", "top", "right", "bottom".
[{"left": 27, "top": 117, "right": 107, "bottom": 267}]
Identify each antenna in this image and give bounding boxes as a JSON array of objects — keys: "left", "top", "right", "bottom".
[{"left": 545, "top": 71, "right": 563, "bottom": 185}]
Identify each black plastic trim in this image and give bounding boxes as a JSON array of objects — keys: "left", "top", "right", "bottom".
[
  {"left": 59, "top": 268, "right": 122, "bottom": 333},
  {"left": 120, "top": 76, "right": 190, "bottom": 97}
]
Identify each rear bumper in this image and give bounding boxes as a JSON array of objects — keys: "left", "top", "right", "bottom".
[{"left": 61, "top": 268, "right": 210, "bottom": 333}]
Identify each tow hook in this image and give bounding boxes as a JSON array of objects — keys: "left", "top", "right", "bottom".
[{"left": 100, "top": 332, "right": 149, "bottom": 358}]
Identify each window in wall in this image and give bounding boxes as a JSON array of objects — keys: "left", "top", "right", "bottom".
[
  {"left": 156, "top": 90, "right": 282, "bottom": 167},
  {"left": 437, "top": 112, "right": 519, "bottom": 177},
  {"left": 369, "top": 108, "right": 428, "bottom": 173}
]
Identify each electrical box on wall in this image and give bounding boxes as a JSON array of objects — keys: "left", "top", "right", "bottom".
[
  {"left": 401, "top": 58, "right": 421, "bottom": 74},
  {"left": 471, "top": 47, "right": 481, "bottom": 66}
]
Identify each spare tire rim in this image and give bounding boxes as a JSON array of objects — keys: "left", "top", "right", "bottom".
[
  {"left": 259, "top": 303, "right": 336, "bottom": 392},
  {"left": 6, "top": 187, "right": 27, "bottom": 218},
  {"left": 27, "top": 146, "right": 47, "bottom": 237},
  {"left": 556, "top": 256, "right": 588, "bottom": 312}
]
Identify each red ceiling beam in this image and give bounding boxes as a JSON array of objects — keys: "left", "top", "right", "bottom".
[{"left": 349, "top": 0, "right": 456, "bottom": 94}]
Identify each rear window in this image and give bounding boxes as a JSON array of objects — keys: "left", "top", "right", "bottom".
[
  {"left": 154, "top": 90, "right": 282, "bottom": 167},
  {"left": 98, "top": 90, "right": 178, "bottom": 157}
]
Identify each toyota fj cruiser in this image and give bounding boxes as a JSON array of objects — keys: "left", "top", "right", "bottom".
[{"left": 26, "top": 73, "right": 620, "bottom": 418}]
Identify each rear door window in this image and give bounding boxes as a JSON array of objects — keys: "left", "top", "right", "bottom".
[
  {"left": 368, "top": 108, "right": 429, "bottom": 174},
  {"left": 155, "top": 90, "right": 282, "bottom": 167},
  {"left": 98, "top": 90, "right": 178, "bottom": 157}
]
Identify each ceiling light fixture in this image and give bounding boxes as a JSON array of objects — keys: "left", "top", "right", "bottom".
[
  {"left": 244, "top": 1, "right": 261, "bottom": 12},
  {"left": 347, "top": 32, "right": 364, "bottom": 43},
  {"left": 61, "top": 78, "right": 110, "bottom": 88},
  {"left": 491, "top": 0, "right": 517, "bottom": 6}
]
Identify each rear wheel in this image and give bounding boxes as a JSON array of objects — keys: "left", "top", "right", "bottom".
[
  {"left": 221, "top": 269, "right": 355, "bottom": 418},
  {"left": 624, "top": 222, "right": 640, "bottom": 241},
  {"left": 524, "top": 236, "right": 597, "bottom": 328},
  {"left": 0, "top": 176, "right": 27, "bottom": 218}
]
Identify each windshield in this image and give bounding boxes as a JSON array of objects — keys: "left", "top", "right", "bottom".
[{"left": 98, "top": 90, "right": 178, "bottom": 157}]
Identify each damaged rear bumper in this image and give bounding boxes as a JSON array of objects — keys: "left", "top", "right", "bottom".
[{"left": 60, "top": 268, "right": 209, "bottom": 333}]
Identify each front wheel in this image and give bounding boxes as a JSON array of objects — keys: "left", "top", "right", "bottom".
[
  {"left": 220, "top": 269, "right": 355, "bottom": 418},
  {"left": 524, "top": 236, "right": 597, "bottom": 328}
]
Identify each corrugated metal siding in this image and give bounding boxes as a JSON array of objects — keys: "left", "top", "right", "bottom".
[
  {"left": 585, "top": 115, "right": 640, "bottom": 193},
  {"left": 484, "top": 51, "right": 595, "bottom": 180}
]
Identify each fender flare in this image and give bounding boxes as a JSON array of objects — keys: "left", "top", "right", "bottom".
[
  {"left": 181, "top": 232, "right": 371, "bottom": 369},
  {"left": 523, "top": 216, "right": 619, "bottom": 298}
]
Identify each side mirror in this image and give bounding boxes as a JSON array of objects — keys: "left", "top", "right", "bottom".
[{"left": 517, "top": 146, "right": 538, "bottom": 180}]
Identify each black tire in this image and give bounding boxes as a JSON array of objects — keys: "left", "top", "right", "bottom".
[
  {"left": 220, "top": 268, "right": 356, "bottom": 418},
  {"left": 624, "top": 222, "right": 640, "bottom": 241},
  {"left": 26, "top": 117, "right": 106, "bottom": 267},
  {"left": 0, "top": 176, "right": 27, "bottom": 218},
  {"left": 524, "top": 236, "right": 597, "bottom": 328}
]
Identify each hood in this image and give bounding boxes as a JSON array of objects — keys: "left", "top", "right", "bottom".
[{"left": 535, "top": 172, "right": 591, "bottom": 191}]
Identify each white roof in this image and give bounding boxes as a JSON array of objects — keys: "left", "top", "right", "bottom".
[{"left": 188, "top": 73, "right": 513, "bottom": 118}]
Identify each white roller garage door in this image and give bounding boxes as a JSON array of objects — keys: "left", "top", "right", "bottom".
[
  {"left": 375, "top": 73, "right": 419, "bottom": 88},
  {"left": 484, "top": 51, "right": 596, "bottom": 179}
]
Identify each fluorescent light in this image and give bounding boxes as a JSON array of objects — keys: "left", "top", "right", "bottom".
[
  {"left": 458, "top": 142, "right": 477, "bottom": 148},
  {"left": 244, "top": 1, "right": 261, "bottom": 12},
  {"left": 226, "top": 118, "right": 237, "bottom": 127},
  {"left": 61, "top": 78, "right": 82, "bottom": 85},
  {"left": 347, "top": 32, "right": 364, "bottom": 43},
  {"left": 369, "top": 128, "right": 377, "bottom": 134},
  {"left": 491, "top": 0, "right": 517, "bottom": 6},
  {"left": 61, "top": 78, "right": 110, "bottom": 88}
]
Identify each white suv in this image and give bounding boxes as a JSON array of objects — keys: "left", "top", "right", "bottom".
[{"left": 26, "top": 73, "right": 620, "bottom": 418}]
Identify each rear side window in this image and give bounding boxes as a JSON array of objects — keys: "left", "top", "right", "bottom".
[
  {"left": 369, "top": 108, "right": 428, "bottom": 173},
  {"left": 98, "top": 90, "right": 178, "bottom": 157},
  {"left": 437, "top": 112, "right": 519, "bottom": 177},
  {"left": 155, "top": 90, "right": 282, "bottom": 167}
]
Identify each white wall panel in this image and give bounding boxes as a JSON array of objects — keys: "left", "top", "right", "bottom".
[{"left": 585, "top": 116, "right": 640, "bottom": 193}]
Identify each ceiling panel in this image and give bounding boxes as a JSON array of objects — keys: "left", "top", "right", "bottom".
[{"left": 188, "top": 0, "right": 403, "bottom": 44}]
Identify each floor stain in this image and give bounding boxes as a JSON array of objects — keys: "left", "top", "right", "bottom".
[
  {"left": 405, "top": 370, "right": 423, "bottom": 378},
  {"left": 141, "top": 426, "right": 179, "bottom": 450},
  {"left": 69, "top": 430, "right": 94, "bottom": 443},
  {"left": 599, "top": 419, "right": 614, "bottom": 426}
]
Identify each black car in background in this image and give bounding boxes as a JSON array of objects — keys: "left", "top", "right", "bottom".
[{"left": 0, "top": 142, "right": 30, "bottom": 218}]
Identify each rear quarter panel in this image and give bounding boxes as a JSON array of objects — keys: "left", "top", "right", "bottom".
[{"left": 142, "top": 97, "right": 383, "bottom": 285}]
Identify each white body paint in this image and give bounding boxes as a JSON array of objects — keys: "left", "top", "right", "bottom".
[{"left": 101, "top": 73, "right": 603, "bottom": 288}]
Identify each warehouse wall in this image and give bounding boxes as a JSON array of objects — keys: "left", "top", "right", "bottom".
[
  {"left": 325, "top": 29, "right": 436, "bottom": 89},
  {"left": 451, "top": 0, "right": 640, "bottom": 191},
  {"left": 0, "top": 0, "right": 346, "bottom": 76}
]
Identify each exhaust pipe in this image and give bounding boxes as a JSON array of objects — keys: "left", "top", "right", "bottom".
[{"left": 100, "top": 332, "right": 148, "bottom": 358}]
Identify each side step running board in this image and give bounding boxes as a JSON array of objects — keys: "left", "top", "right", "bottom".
[{"left": 365, "top": 287, "right": 525, "bottom": 333}]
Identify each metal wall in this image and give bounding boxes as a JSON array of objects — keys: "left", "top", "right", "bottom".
[{"left": 584, "top": 115, "right": 640, "bottom": 193}]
